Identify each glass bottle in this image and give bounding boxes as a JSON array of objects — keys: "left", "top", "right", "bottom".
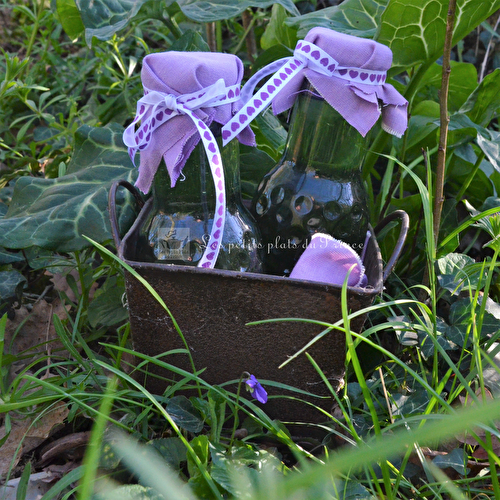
[
  {"left": 135, "top": 125, "right": 263, "bottom": 273},
  {"left": 252, "top": 82, "right": 369, "bottom": 276}
]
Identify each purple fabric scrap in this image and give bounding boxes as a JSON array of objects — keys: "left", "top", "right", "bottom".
[
  {"left": 130, "top": 51, "right": 255, "bottom": 194},
  {"left": 290, "top": 233, "right": 366, "bottom": 288},
  {"left": 272, "top": 27, "right": 408, "bottom": 138}
]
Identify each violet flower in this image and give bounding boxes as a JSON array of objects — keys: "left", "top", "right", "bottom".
[{"left": 245, "top": 374, "right": 268, "bottom": 404}]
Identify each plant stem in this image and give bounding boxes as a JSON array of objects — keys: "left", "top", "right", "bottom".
[
  {"left": 242, "top": 10, "right": 257, "bottom": 63},
  {"left": 433, "top": 0, "right": 457, "bottom": 245},
  {"left": 206, "top": 22, "right": 217, "bottom": 52},
  {"left": 216, "top": 21, "right": 223, "bottom": 53},
  {"left": 479, "top": 14, "right": 500, "bottom": 82},
  {"left": 229, "top": 372, "right": 247, "bottom": 449}
]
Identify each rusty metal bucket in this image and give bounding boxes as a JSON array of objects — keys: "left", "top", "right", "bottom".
[{"left": 109, "top": 180, "right": 409, "bottom": 424}]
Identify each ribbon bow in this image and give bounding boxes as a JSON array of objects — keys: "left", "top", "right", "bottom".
[
  {"left": 222, "top": 39, "right": 407, "bottom": 145},
  {"left": 123, "top": 79, "right": 241, "bottom": 269}
]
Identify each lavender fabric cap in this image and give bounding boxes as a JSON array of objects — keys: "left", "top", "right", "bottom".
[
  {"left": 134, "top": 51, "right": 254, "bottom": 193},
  {"left": 290, "top": 233, "right": 366, "bottom": 288},
  {"left": 272, "top": 27, "right": 408, "bottom": 138}
]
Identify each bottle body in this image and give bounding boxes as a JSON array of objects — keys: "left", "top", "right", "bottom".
[
  {"left": 252, "top": 84, "right": 369, "bottom": 276},
  {"left": 135, "top": 128, "right": 263, "bottom": 273}
]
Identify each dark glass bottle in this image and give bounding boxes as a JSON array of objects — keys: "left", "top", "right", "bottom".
[
  {"left": 135, "top": 125, "right": 263, "bottom": 272},
  {"left": 252, "top": 83, "right": 369, "bottom": 276}
]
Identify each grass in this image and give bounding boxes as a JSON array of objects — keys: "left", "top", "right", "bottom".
[{"left": 1, "top": 0, "right": 500, "bottom": 498}]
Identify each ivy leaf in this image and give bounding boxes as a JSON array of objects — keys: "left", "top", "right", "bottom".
[
  {"left": 432, "top": 448, "right": 469, "bottom": 475},
  {"left": 147, "top": 438, "right": 186, "bottom": 471},
  {"left": 177, "top": 0, "right": 300, "bottom": 23},
  {"left": 377, "top": 0, "right": 500, "bottom": 75},
  {"left": 392, "top": 390, "right": 430, "bottom": 416},
  {"left": 447, "top": 298, "right": 500, "bottom": 344},
  {"left": 169, "top": 30, "right": 210, "bottom": 52},
  {"left": 419, "top": 318, "right": 456, "bottom": 358},
  {"left": 87, "top": 275, "right": 128, "bottom": 327},
  {"left": 0, "top": 123, "right": 137, "bottom": 252},
  {"left": 436, "top": 252, "right": 478, "bottom": 294},
  {"left": 166, "top": 396, "right": 204, "bottom": 433},
  {"left": 0, "top": 270, "right": 26, "bottom": 311},
  {"left": 75, "top": 0, "right": 167, "bottom": 46},
  {"left": 95, "top": 485, "right": 163, "bottom": 500},
  {"left": 0, "top": 248, "right": 24, "bottom": 265},
  {"left": 477, "top": 130, "right": 500, "bottom": 174},
  {"left": 54, "top": 0, "right": 85, "bottom": 41},
  {"left": 285, "top": 0, "right": 389, "bottom": 38}
]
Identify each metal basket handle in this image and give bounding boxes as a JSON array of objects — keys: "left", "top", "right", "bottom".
[
  {"left": 374, "top": 210, "right": 409, "bottom": 282},
  {"left": 108, "top": 180, "right": 145, "bottom": 251}
]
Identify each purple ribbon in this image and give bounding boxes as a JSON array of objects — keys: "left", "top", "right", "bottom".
[
  {"left": 123, "top": 79, "right": 240, "bottom": 269},
  {"left": 222, "top": 28, "right": 408, "bottom": 145}
]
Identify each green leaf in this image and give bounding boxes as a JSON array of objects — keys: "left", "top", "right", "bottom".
[
  {"left": 187, "top": 434, "right": 209, "bottom": 480},
  {"left": 240, "top": 146, "right": 275, "bottom": 200},
  {"left": 0, "top": 270, "right": 26, "bottom": 308},
  {"left": 436, "top": 252, "right": 478, "bottom": 294},
  {"left": 285, "top": 0, "right": 389, "bottom": 38},
  {"left": 459, "top": 69, "right": 500, "bottom": 126},
  {"left": 95, "top": 485, "right": 164, "bottom": 500},
  {"left": 392, "top": 389, "right": 430, "bottom": 416},
  {"left": 75, "top": 0, "right": 161, "bottom": 45},
  {"left": 261, "top": 4, "right": 298, "bottom": 51},
  {"left": 55, "top": 0, "right": 85, "bottom": 40},
  {"left": 252, "top": 108, "right": 287, "bottom": 161},
  {"left": 377, "top": 0, "right": 500, "bottom": 75},
  {"left": 177, "top": 0, "right": 300, "bottom": 23},
  {"left": 416, "top": 61, "right": 478, "bottom": 113},
  {"left": 419, "top": 318, "right": 456, "bottom": 358},
  {"left": 432, "top": 448, "right": 469, "bottom": 475},
  {"left": 477, "top": 130, "right": 500, "bottom": 174},
  {"left": 148, "top": 438, "right": 187, "bottom": 471},
  {"left": 166, "top": 396, "right": 204, "bottom": 434},
  {"left": 448, "top": 298, "right": 500, "bottom": 343},
  {"left": 169, "top": 30, "right": 210, "bottom": 52},
  {"left": 0, "top": 248, "right": 24, "bottom": 265},
  {"left": 0, "top": 123, "right": 137, "bottom": 252},
  {"left": 87, "top": 275, "right": 128, "bottom": 327}
]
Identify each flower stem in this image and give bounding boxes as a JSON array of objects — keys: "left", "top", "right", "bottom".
[
  {"left": 433, "top": 0, "right": 457, "bottom": 245},
  {"left": 229, "top": 371, "right": 249, "bottom": 449}
]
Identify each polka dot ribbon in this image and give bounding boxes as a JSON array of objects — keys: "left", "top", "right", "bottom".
[
  {"left": 221, "top": 40, "right": 387, "bottom": 146},
  {"left": 123, "top": 78, "right": 241, "bottom": 268}
]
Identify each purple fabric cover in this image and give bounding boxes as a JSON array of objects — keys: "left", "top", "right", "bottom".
[
  {"left": 289, "top": 233, "right": 366, "bottom": 287},
  {"left": 272, "top": 27, "right": 407, "bottom": 138},
  {"left": 135, "top": 51, "right": 254, "bottom": 193}
]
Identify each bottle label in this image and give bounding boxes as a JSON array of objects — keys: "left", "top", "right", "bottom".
[{"left": 155, "top": 227, "right": 191, "bottom": 261}]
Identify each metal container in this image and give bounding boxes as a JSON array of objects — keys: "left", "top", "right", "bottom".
[{"left": 109, "top": 180, "right": 408, "bottom": 424}]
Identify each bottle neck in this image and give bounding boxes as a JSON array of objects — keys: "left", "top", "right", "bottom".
[
  {"left": 152, "top": 124, "right": 241, "bottom": 209},
  {"left": 283, "top": 83, "right": 367, "bottom": 175}
]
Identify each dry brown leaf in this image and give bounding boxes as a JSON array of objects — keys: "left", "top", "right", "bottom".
[
  {"left": 0, "top": 402, "right": 69, "bottom": 480},
  {"left": 4, "top": 299, "right": 71, "bottom": 366}
]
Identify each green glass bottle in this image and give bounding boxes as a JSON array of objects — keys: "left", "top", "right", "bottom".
[
  {"left": 135, "top": 126, "right": 263, "bottom": 272},
  {"left": 252, "top": 82, "right": 369, "bottom": 276}
]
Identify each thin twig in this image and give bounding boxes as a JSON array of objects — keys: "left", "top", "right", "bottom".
[
  {"left": 242, "top": 10, "right": 257, "bottom": 63},
  {"left": 378, "top": 367, "right": 394, "bottom": 424},
  {"left": 206, "top": 22, "right": 217, "bottom": 52},
  {"left": 479, "top": 14, "right": 500, "bottom": 82},
  {"left": 433, "top": 0, "right": 457, "bottom": 246}
]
